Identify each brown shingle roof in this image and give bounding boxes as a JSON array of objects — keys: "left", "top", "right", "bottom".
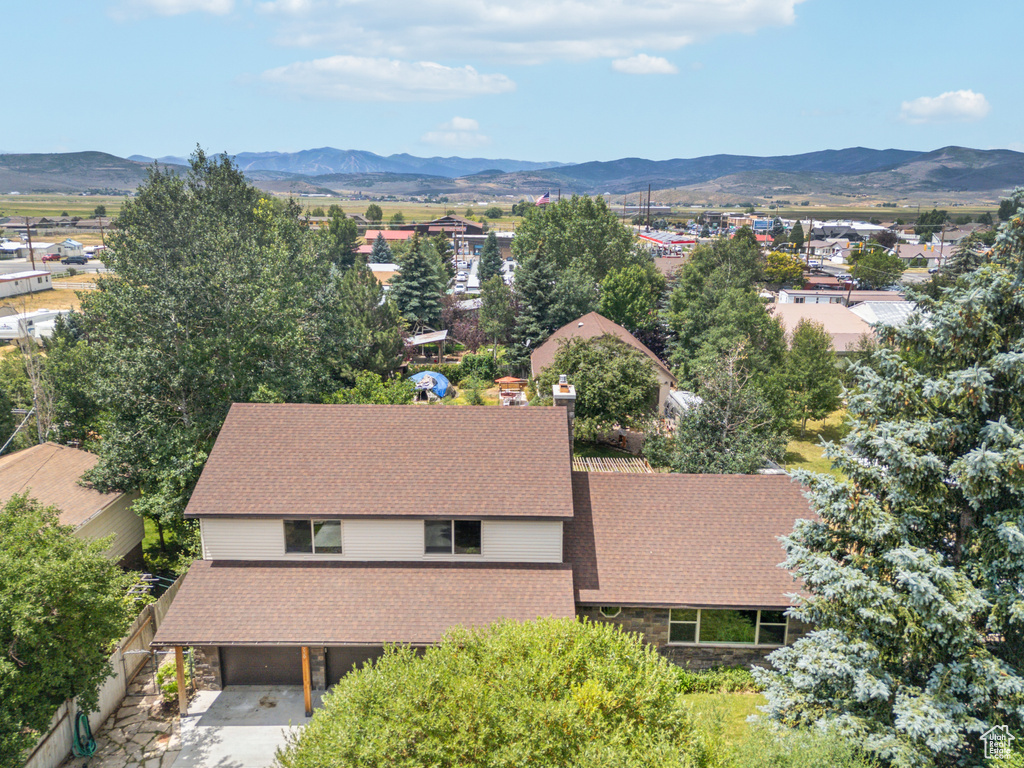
[
  {"left": 530, "top": 312, "right": 675, "bottom": 383},
  {"left": 0, "top": 442, "right": 125, "bottom": 528},
  {"left": 770, "top": 303, "right": 874, "bottom": 353},
  {"left": 185, "top": 404, "right": 573, "bottom": 519},
  {"left": 151, "top": 560, "right": 576, "bottom": 646},
  {"left": 565, "top": 472, "right": 813, "bottom": 608}
]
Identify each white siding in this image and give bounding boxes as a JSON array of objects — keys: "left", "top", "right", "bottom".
[
  {"left": 201, "top": 517, "right": 563, "bottom": 563},
  {"left": 482, "top": 520, "right": 562, "bottom": 562},
  {"left": 75, "top": 496, "right": 144, "bottom": 562}
]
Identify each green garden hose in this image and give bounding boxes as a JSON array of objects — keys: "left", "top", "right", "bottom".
[{"left": 71, "top": 710, "right": 97, "bottom": 758}]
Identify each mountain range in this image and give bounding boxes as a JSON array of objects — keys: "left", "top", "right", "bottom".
[{"left": 0, "top": 146, "right": 1020, "bottom": 204}]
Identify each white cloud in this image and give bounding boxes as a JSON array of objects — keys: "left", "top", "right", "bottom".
[
  {"left": 256, "top": 0, "right": 314, "bottom": 13},
  {"left": 899, "top": 90, "right": 991, "bottom": 124},
  {"left": 260, "top": 56, "right": 515, "bottom": 101},
  {"left": 612, "top": 54, "right": 677, "bottom": 75},
  {"left": 421, "top": 117, "right": 490, "bottom": 149},
  {"left": 115, "top": 0, "right": 233, "bottom": 16},
  {"left": 261, "top": 0, "right": 806, "bottom": 64}
]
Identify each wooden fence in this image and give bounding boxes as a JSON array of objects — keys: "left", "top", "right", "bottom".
[
  {"left": 571, "top": 456, "right": 655, "bottom": 473},
  {"left": 23, "top": 575, "right": 183, "bottom": 768}
]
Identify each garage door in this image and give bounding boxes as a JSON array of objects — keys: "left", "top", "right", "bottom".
[
  {"left": 220, "top": 646, "right": 302, "bottom": 686},
  {"left": 326, "top": 646, "right": 385, "bottom": 686}
]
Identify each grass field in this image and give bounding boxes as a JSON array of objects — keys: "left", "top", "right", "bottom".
[
  {"left": 0, "top": 286, "right": 84, "bottom": 314},
  {"left": 683, "top": 692, "right": 764, "bottom": 743},
  {"left": 0, "top": 193, "right": 126, "bottom": 219},
  {"left": 784, "top": 410, "right": 847, "bottom": 478}
]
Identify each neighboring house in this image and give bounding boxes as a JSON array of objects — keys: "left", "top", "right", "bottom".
[
  {"left": 397, "top": 215, "right": 485, "bottom": 237},
  {"left": 363, "top": 229, "right": 415, "bottom": 244},
  {"left": 0, "top": 271, "right": 52, "bottom": 298},
  {"left": 777, "top": 288, "right": 904, "bottom": 307},
  {"left": 771, "top": 303, "right": 874, "bottom": 354},
  {"left": 895, "top": 243, "right": 940, "bottom": 269},
  {"left": 531, "top": 312, "right": 676, "bottom": 415},
  {"left": 152, "top": 403, "right": 812, "bottom": 694},
  {"left": 367, "top": 262, "right": 399, "bottom": 290},
  {"left": 0, "top": 442, "right": 144, "bottom": 568}
]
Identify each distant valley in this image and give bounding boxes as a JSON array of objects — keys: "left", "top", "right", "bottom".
[{"left": 0, "top": 145, "right": 1020, "bottom": 205}]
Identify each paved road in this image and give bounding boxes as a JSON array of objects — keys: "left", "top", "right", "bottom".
[{"left": 0, "top": 257, "right": 109, "bottom": 276}]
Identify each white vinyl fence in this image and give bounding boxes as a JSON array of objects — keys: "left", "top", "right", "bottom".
[{"left": 23, "top": 576, "right": 183, "bottom": 768}]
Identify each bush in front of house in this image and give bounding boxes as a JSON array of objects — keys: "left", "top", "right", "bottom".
[
  {"left": 155, "top": 656, "right": 192, "bottom": 704},
  {"left": 677, "top": 665, "right": 762, "bottom": 694},
  {"left": 276, "top": 618, "right": 721, "bottom": 768}
]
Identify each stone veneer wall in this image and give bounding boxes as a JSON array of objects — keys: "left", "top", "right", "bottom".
[
  {"left": 579, "top": 606, "right": 811, "bottom": 670},
  {"left": 192, "top": 646, "right": 222, "bottom": 690},
  {"left": 309, "top": 647, "right": 326, "bottom": 690}
]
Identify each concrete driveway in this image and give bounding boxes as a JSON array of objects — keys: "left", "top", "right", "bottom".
[{"left": 172, "top": 687, "right": 324, "bottom": 768}]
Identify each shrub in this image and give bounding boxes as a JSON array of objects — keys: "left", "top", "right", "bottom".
[
  {"left": 277, "top": 618, "right": 718, "bottom": 768},
  {"left": 677, "top": 666, "right": 762, "bottom": 694},
  {"left": 730, "top": 726, "right": 878, "bottom": 768},
  {"left": 458, "top": 351, "right": 499, "bottom": 383},
  {"left": 155, "top": 655, "right": 192, "bottom": 704}
]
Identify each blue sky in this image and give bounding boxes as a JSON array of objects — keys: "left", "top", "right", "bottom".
[{"left": 7, "top": 0, "right": 1021, "bottom": 163}]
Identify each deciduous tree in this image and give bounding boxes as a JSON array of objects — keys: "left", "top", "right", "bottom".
[
  {"left": 783, "top": 319, "right": 842, "bottom": 436},
  {"left": 536, "top": 335, "right": 658, "bottom": 439},
  {"left": 325, "top": 371, "right": 412, "bottom": 404},
  {"left": 849, "top": 248, "right": 904, "bottom": 289},
  {"left": 763, "top": 251, "right": 805, "bottom": 287},
  {"left": 364, "top": 203, "right": 383, "bottom": 223},
  {"left": 478, "top": 275, "right": 516, "bottom": 353},
  {"left": 0, "top": 494, "right": 137, "bottom": 766},
  {"left": 598, "top": 262, "right": 665, "bottom": 331}
]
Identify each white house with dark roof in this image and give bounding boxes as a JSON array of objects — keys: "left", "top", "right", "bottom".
[{"left": 152, "top": 401, "right": 814, "bottom": 710}]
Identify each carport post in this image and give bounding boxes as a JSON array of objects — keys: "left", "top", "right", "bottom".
[
  {"left": 175, "top": 646, "right": 188, "bottom": 716},
  {"left": 301, "top": 647, "right": 312, "bottom": 717}
]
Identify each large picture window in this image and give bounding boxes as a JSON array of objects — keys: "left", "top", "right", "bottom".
[
  {"left": 283, "top": 520, "right": 343, "bottom": 554},
  {"left": 424, "top": 520, "right": 482, "bottom": 555},
  {"left": 668, "top": 609, "right": 787, "bottom": 646}
]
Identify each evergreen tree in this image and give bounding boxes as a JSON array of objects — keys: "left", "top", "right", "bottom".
[
  {"left": 757, "top": 191, "right": 1024, "bottom": 767},
  {"left": 943, "top": 230, "right": 990, "bottom": 277},
  {"left": 507, "top": 243, "right": 555, "bottom": 369},
  {"left": 478, "top": 231, "right": 503, "bottom": 284},
  {"left": 783, "top": 319, "right": 842, "bottom": 436},
  {"left": 789, "top": 220, "right": 805, "bottom": 251},
  {"left": 432, "top": 233, "right": 456, "bottom": 283},
  {"left": 368, "top": 232, "right": 393, "bottom": 263},
  {"left": 389, "top": 233, "right": 443, "bottom": 330}
]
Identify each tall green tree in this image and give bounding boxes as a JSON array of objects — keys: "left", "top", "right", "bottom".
[
  {"left": 389, "top": 233, "right": 444, "bottom": 330},
  {"left": 76, "top": 151, "right": 339, "bottom": 530},
  {"left": 511, "top": 194, "right": 642, "bottom": 282},
  {"left": 758, "top": 191, "right": 1024, "bottom": 767},
  {"left": 368, "top": 232, "right": 393, "bottom": 263},
  {"left": 478, "top": 231, "right": 503, "bottom": 284},
  {"left": 789, "top": 220, "right": 805, "bottom": 251},
  {"left": 599, "top": 262, "right": 665, "bottom": 332},
  {"left": 365, "top": 203, "right": 383, "bottom": 223},
  {"left": 325, "top": 371, "right": 413, "bottom": 405},
  {"left": 849, "top": 247, "right": 904, "bottom": 289},
  {"left": 42, "top": 314, "right": 102, "bottom": 446},
  {"left": 508, "top": 242, "right": 555, "bottom": 369},
  {"left": 321, "top": 211, "right": 359, "bottom": 270},
  {"left": 645, "top": 344, "right": 786, "bottom": 474},
  {"left": 478, "top": 275, "right": 516, "bottom": 354},
  {"left": 763, "top": 251, "right": 805, "bottom": 287},
  {"left": 783, "top": 319, "right": 842, "bottom": 436},
  {"left": 313, "top": 263, "right": 404, "bottom": 382},
  {"left": 536, "top": 335, "right": 659, "bottom": 439},
  {"left": 0, "top": 494, "right": 137, "bottom": 766},
  {"left": 389, "top": 211, "right": 405, "bottom": 226},
  {"left": 548, "top": 265, "right": 600, "bottom": 331}
]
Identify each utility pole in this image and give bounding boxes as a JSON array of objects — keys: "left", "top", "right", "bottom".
[
  {"left": 647, "top": 184, "right": 652, "bottom": 230},
  {"left": 24, "top": 218, "right": 36, "bottom": 294}
]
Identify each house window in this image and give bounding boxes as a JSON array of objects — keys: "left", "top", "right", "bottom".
[
  {"left": 283, "top": 520, "right": 342, "bottom": 554},
  {"left": 599, "top": 606, "right": 621, "bottom": 618},
  {"left": 424, "top": 519, "right": 482, "bottom": 555},
  {"left": 794, "top": 297, "right": 805, "bottom": 304},
  {"left": 668, "top": 609, "right": 787, "bottom": 646}
]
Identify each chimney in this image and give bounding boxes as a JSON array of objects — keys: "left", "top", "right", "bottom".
[{"left": 552, "top": 374, "right": 576, "bottom": 451}]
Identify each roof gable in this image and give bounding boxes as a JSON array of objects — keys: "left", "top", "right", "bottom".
[
  {"left": 531, "top": 312, "right": 675, "bottom": 383},
  {"left": 186, "top": 404, "right": 574, "bottom": 519}
]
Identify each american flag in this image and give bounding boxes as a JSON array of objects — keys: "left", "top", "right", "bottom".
[{"left": 535, "top": 192, "right": 550, "bottom": 206}]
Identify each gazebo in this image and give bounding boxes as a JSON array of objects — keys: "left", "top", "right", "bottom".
[{"left": 494, "top": 376, "right": 528, "bottom": 406}]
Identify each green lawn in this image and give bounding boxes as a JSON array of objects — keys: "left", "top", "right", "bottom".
[
  {"left": 682, "top": 692, "right": 765, "bottom": 743},
  {"left": 784, "top": 410, "right": 847, "bottom": 478}
]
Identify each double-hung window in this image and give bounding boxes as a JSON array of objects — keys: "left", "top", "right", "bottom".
[
  {"left": 424, "top": 519, "right": 482, "bottom": 555},
  {"left": 668, "top": 609, "right": 787, "bottom": 646},
  {"left": 283, "top": 520, "right": 343, "bottom": 554}
]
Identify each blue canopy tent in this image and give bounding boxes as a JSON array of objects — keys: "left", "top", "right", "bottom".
[{"left": 409, "top": 371, "right": 451, "bottom": 399}]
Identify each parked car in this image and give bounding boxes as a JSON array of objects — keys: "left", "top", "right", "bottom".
[
  {"left": 61, "top": 255, "right": 88, "bottom": 265},
  {"left": 456, "top": 260, "right": 469, "bottom": 269},
  {"left": 453, "top": 284, "right": 467, "bottom": 294},
  {"left": 456, "top": 271, "right": 468, "bottom": 282},
  {"left": 41, "top": 253, "right": 61, "bottom": 262}
]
